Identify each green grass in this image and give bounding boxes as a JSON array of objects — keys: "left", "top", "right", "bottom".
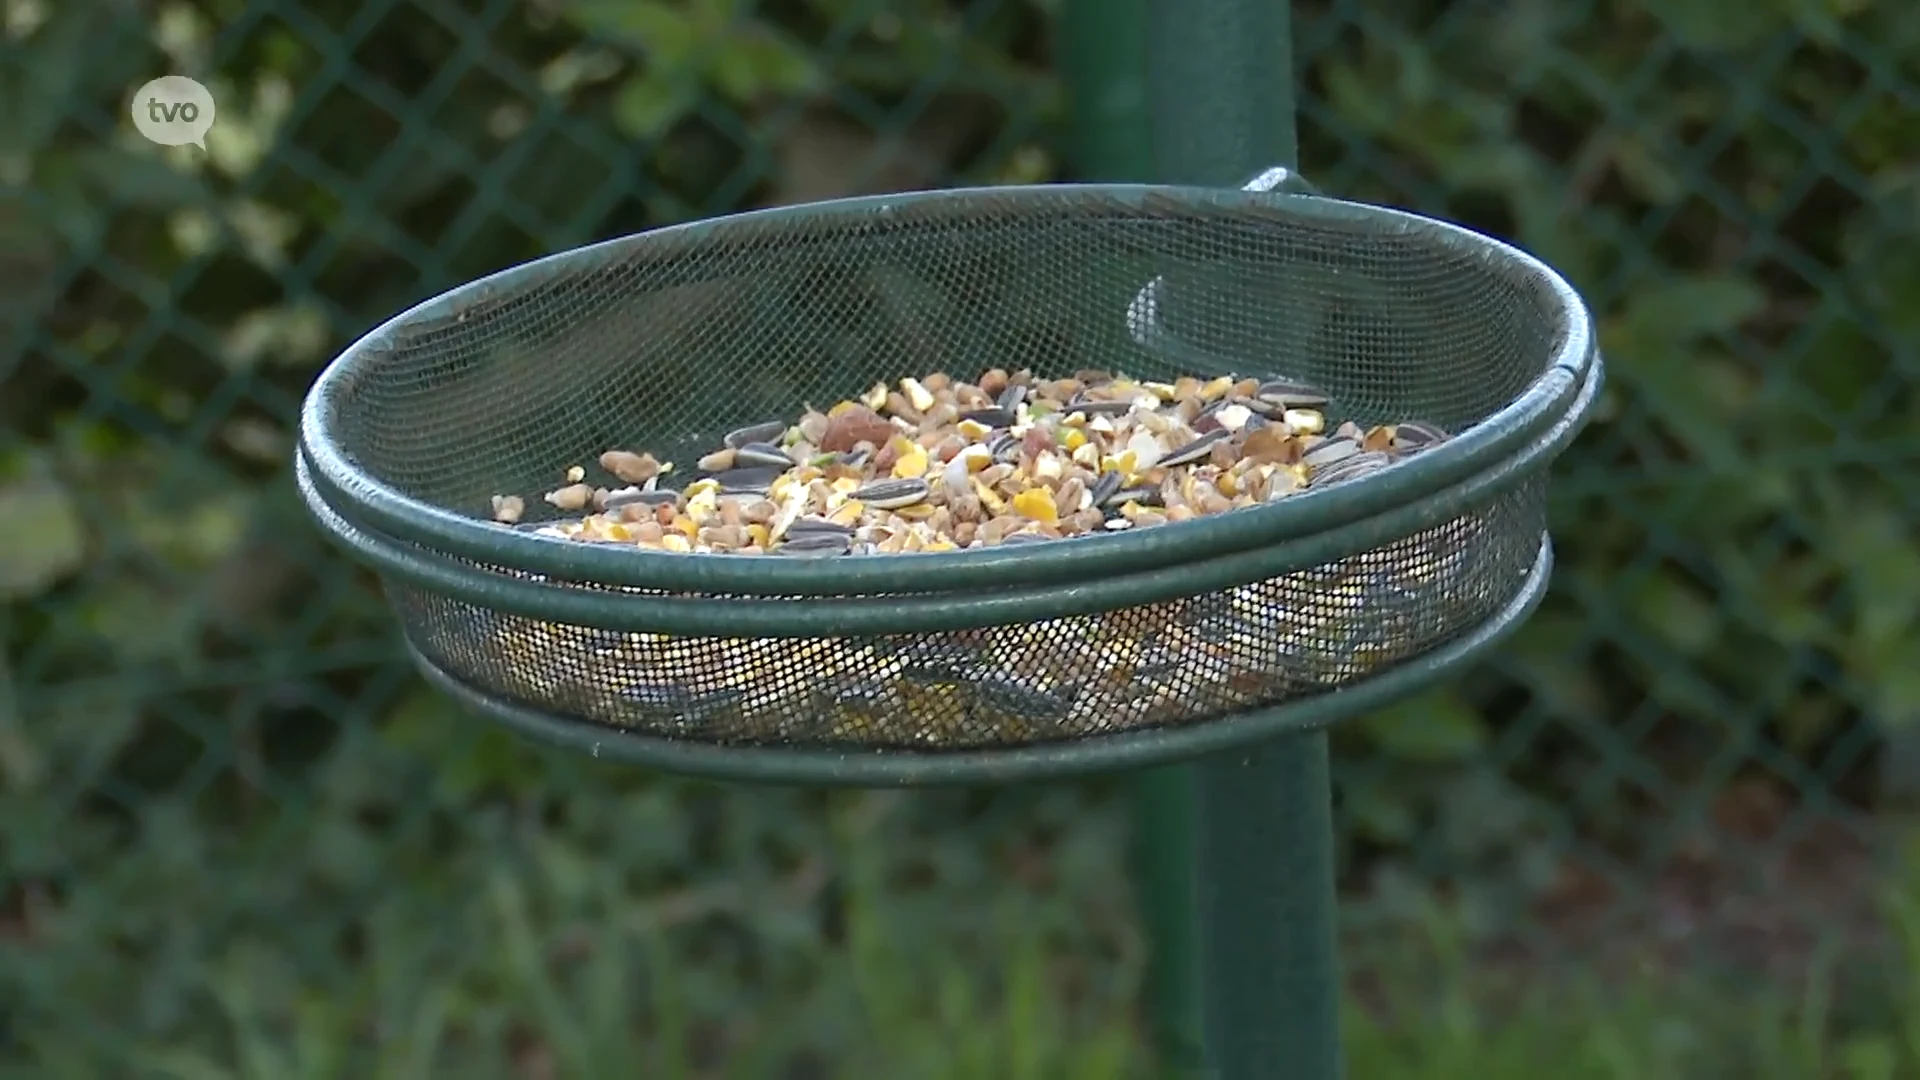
[
  {"left": 17, "top": 830, "right": 1920, "bottom": 1080},
  {"left": 28, "top": 897, "right": 1918, "bottom": 1080},
  {"left": 7, "top": 708, "right": 1918, "bottom": 1079},
  {"left": 1343, "top": 908, "right": 1920, "bottom": 1080}
]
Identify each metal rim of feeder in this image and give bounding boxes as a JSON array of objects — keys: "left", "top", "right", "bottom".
[{"left": 299, "top": 183, "right": 1598, "bottom": 603}]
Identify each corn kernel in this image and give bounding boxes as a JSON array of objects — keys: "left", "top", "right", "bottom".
[
  {"left": 1012, "top": 488, "right": 1059, "bottom": 523},
  {"left": 900, "top": 377, "right": 936, "bottom": 412},
  {"left": 893, "top": 444, "right": 931, "bottom": 479}
]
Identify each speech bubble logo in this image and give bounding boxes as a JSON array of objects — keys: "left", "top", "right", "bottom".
[{"left": 130, "top": 75, "right": 217, "bottom": 150}]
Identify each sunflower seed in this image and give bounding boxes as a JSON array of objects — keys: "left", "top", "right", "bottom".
[
  {"left": 1111, "top": 485, "right": 1163, "bottom": 508},
  {"left": 712, "top": 466, "right": 785, "bottom": 493},
  {"left": 603, "top": 487, "right": 680, "bottom": 509},
  {"left": 724, "top": 421, "right": 789, "bottom": 449},
  {"left": 831, "top": 682, "right": 893, "bottom": 711},
  {"left": 899, "top": 644, "right": 985, "bottom": 680},
  {"left": 1135, "top": 642, "right": 1182, "bottom": 677},
  {"left": 1181, "top": 592, "right": 1235, "bottom": 623},
  {"left": 1392, "top": 421, "right": 1449, "bottom": 452},
  {"left": 1255, "top": 378, "right": 1331, "bottom": 410},
  {"left": 1069, "top": 396, "right": 1136, "bottom": 418},
  {"left": 733, "top": 441, "right": 795, "bottom": 468},
  {"left": 970, "top": 677, "right": 1074, "bottom": 720},
  {"left": 1160, "top": 428, "right": 1231, "bottom": 467},
  {"left": 788, "top": 516, "right": 858, "bottom": 537},
  {"left": 959, "top": 407, "right": 1017, "bottom": 429},
  {"left": 1243, "top": 411, "right": 1270, "bottom": 433},
  {"left": 988, "top": 432, "right": 1022, "bottom": 465},
  {"left": 618, "top": 683, "right": 744, "bottom": 722},
  {"left": 617, "top": 683, "right": 703, "bottom": 711},
  {"left": 996, "top": 383, "right": 1028, "bottom": 411},
  {"left": 694, "top": 687, "right": 747, "bottom": 713},
  {"left": 1089, "top": 469, "right": 1125, "bottom": 508},
  {"left": 837, "top": 448, "right": 872, "bottom": 468},
  {"left": 777, "top": 531, "right": 854, "bottom": 556},
  {"left": 1301, "top": 436, "right": 1360, "bottom": 469},
  {"left": 851, "top": 477, "right": 930, "bottom": 510},
  {"left": 1308, "top": 451, "right": 1391, "bottom": 488}
]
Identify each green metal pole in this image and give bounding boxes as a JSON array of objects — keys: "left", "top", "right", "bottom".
[
  {"left": 1191, "top": 735, "right": 1342, "bottom": 1078},
  {"left": 1060, "top": 2, "right": 1207, "bottom": 1075},
  {"left": 1126, "top": 769, "right": 1205, "bottom": 1075},
  {"left": 1145, "top": 1, "right": 1346, "bottom": 1078}
]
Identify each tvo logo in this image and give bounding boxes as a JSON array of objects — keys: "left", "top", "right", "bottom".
[{"left": 130, "top": 76, "right": 217, "bottom": 150}]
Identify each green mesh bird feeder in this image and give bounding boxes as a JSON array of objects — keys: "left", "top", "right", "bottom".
[{"left": 296, "top": 14, "right": 1600, "bottom": 1074}]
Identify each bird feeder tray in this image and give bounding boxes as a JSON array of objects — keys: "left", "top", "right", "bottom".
[{"left": 296, "top": 183, "right": 1600, "bottom": 787}]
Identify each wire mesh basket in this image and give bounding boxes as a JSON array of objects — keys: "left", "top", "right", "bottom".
[{"left": 297, "top": 183, "right": 1600, "bottom": 783}]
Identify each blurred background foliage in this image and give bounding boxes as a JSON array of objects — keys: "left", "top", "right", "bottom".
[{"left": 4, "top": 0, "right": 1920, "bottom": 1073}]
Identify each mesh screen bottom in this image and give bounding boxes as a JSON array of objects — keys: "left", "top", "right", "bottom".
[{"left": 386, "top": 481, "right": 1544, "bottom": 750}]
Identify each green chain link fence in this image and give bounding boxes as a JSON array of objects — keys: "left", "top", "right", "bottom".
[{"left": 5, "top": 0, "right": 1919, "bottom": 1074}]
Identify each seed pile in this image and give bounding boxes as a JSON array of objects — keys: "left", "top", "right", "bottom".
[{"left": 487, "top": 368, "right": 1449, "bottom": 555}]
